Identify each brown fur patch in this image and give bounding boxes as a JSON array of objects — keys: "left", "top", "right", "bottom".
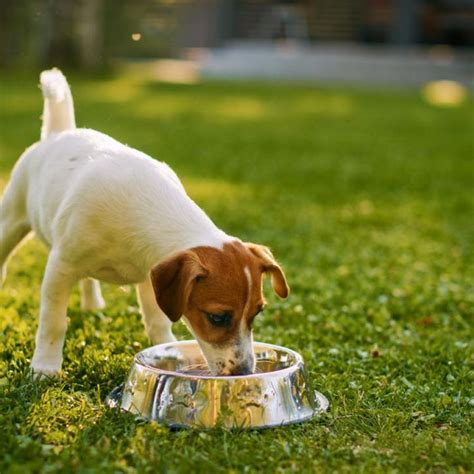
[{"left": 150, "top": 240, "right": 289, "bottom": 344}]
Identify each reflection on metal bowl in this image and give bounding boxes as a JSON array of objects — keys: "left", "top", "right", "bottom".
[{"left": 106, "top": 340, "right": 329, "bottom": 429}]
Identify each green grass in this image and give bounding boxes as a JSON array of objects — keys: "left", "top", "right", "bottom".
[{"left": 0, "top": 72, "right": 473, "bottom": 473}]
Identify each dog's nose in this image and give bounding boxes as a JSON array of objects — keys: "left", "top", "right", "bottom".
[{"left": 228, "top": 361, "right": 254, "bottom": 376}]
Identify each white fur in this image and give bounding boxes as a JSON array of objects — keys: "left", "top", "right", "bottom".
[
  {"left": 242, "top": 266, "right": 252, "bottom": 319},
  {"left": 183, "top": 265, "right": 256, "bottom": 375},
  {"left": 40, "top": 68, "right": 76, "bottom": 140},
  {"left": 0, "top": 69, "right": 234, "bottom": 376},
  {"left": 184, "top": 323, "right": 255, "bottom": 376},
  {"left": 238, "top": 266, "right": 256, "bottom": 372}
]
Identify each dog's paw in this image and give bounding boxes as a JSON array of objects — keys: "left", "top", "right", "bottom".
[
  {"left": 80, "top": 299, "right": 106, "bottom": 312},
  {"left": 30, "top": 363, "right": 61, "bottom": 380},
  {"left": 150, "top": 331, "right": 177, "bottom": 345},
  {"left": 80, "top": 294, "right": 106, "bottom": 312}
]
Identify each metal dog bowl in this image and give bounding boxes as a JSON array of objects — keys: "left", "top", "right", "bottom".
[{"left": 106, "top": 340, "right": 328, "bottom": 429}]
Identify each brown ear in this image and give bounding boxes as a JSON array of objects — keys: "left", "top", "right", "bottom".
[
  {"left": 247, "top": 244, "right": 289, "bottom": 299},
  {"left": 150, "top": 250, "right": 208, "bottom": 322}
]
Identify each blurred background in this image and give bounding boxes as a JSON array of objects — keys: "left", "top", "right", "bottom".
[{"left": 1, "top": 0, "right": 473, "bottom": 86}]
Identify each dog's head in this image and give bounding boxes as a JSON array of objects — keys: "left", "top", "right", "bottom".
[{"left": 150, "top": 241, "right": 289, "bottom": 375}]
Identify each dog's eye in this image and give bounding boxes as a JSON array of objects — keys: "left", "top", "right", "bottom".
[{"left": 206, "top": 312, "right": 232, "bottom": 327}]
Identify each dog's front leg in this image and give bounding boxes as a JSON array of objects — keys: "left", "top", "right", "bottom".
[
  {"left": 137, "top": 277, "right": 176, "bottom": 345},
  {"left": 31, "top": 251, "right": 76, "bottom": 377}
]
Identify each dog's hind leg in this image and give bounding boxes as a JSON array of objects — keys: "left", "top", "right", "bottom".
[
  {"left": 0, "top": 179, "right": 31, "bottom": 286},
  {"left": 137, "top": 277, "right": 176, "bottom": 344},
  {"left": 31, "top": 251, "right": 77, "bottom": 377},
  {"left": 80, "top": 278, "right": 105, "bottom": 311}
]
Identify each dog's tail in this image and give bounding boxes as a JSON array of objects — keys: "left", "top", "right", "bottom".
[{"left": 39, "top": 68, "right": 76, "bottom": 140}]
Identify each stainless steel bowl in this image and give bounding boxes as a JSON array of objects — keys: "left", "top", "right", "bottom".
[{"left": 107, "top": 340, "right": 328, "bottom": 429}]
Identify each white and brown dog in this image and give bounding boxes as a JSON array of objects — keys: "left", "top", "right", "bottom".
[{"left": 0, "top": 69, "right": 289, "bottom": 377}]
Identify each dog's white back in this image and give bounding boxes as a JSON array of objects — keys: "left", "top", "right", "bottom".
[{"left": 22, "top": 128, "right": 230, "bottom": 284}]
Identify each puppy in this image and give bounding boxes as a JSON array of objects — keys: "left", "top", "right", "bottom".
[{"left": 0, "top": 69, "right": 289, "bottom": 377}]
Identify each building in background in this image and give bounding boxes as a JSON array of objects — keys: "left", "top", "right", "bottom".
[
  {"left": 0, "top": 0, "right": 472, "bottom": 70},
  {"left": 168, "top": 0, "right": 474, "bottom": 50}
]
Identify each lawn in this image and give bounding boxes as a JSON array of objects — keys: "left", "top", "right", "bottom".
[{"left": 0, "top": 72, "right": 473, "bottom": 473}]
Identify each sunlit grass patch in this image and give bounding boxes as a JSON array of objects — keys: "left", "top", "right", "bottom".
[
  {"left": 292, "top": 93, "right": 353, "bottom": 117},
  {"left": 131, "top": 96, "right": 192, "bottom": 119},
  {"left": 131, "top": 95, "right": 268, "bottom": 122},
  {"left": 184, "top": 177, "right": 252, "bottom": 203},
  {"left": 422, "top": 80, "right": 468, "bottom": 108},
  {"left": 76, "top": 76, "right": 143, "bottom": 104},
  {"left": 0, "top": 173, "right": 8, "bottom": 190},
  {"left": 210, "top": 97, "right": 268, "bottom": 121}
]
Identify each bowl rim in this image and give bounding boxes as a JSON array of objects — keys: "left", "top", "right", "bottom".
[{"left": 134, "top": 340, "right": 305, "bottom": 381}]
